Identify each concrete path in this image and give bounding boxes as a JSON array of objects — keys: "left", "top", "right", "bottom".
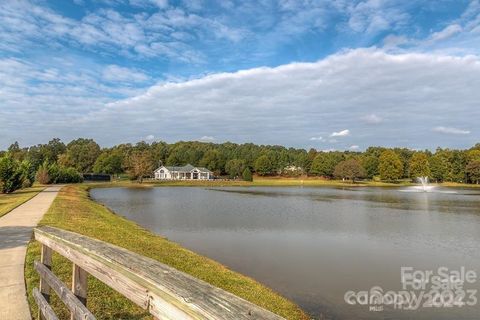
[{"left": 0, "top": 186, "right": 62, "bottom": 320}]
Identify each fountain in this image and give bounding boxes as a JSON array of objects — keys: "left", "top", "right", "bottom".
[
  {"left": 400, "top": 176, "right": 456, "bottom": 193},
  {"left": 399, "top": 176, "right": 435, "bottom": 192},
  {"left": 416, "top": 176, "right": 434, "bottom": 192}
]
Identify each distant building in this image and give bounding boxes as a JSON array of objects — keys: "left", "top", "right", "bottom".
[
  {"left": 154, "top": 164, "right": 213, "bottom": 180},
  {"left": 283, "top": 165, "right": 303, "bottom": 172},
  {"left": 282, "top": 165, "right": 304, "bottom": 176}
]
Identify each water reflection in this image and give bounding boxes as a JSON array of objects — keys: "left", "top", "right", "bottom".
[{"left": 91, "top": 186, "right": 480, "bottom": 320}]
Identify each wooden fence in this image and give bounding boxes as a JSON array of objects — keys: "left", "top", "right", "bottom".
[{"left": 32, "top": 226, "right": 285, "bottom": 320}]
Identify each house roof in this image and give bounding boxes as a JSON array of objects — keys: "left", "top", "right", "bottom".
[{"left": 155, "top": 164, "right": 212, "bottom": 173}]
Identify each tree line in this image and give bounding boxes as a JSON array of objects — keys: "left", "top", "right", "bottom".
[{"left": 1, "top": 138, "right": 480, "bottom": 193}]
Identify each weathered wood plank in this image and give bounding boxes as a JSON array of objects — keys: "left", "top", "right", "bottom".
[
  {"left": 34, "top": 226, "right": 285, "bottom": 320},
  {"left": 33, "top": 287, "right": 59, "bottom": 320},
  {"left": 39, "top": 244, "right": 52, "bottom": 320},
  {"left": 35, "top": 230, "right": 151, "bottom": 310},
  {"left": 71, "top": 264, "right": 88, "bottom": 320},
  {"left": 34, "top": 260, "right": 96, "bottom": 320}
]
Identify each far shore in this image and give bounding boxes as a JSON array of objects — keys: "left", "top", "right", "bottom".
[{"left": 85, "top": 176, "right": 480, "bottom": 189}]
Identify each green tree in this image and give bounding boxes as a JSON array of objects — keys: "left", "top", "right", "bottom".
[
  {"left": 42, "top": 138, "right": 66, "bottom": 163},
  {"left": 362, "top": 155, "right": 379, "bottom": 179},
  {"left": 225, "top": 159, "right": 246, "bottom": 179},
  {"left": 199, "top": 149, "right": 222, "bottom": 173},
  {"left": 451, "top": 150, "right": 467, "bottom": 182},
  {"left": 151, "top": 141, "right": 169, "bottom": 166},
  {"left": 0, "top": 153, "right": 24, "bottom": 193},
  {"left": 242, "top": 167, "right": 253, "bottom": 181},
  {"left": 409, "top": 152, "right": 431, "bottom": 179},
  {"left": 254, "top": 155, "right": 273, "bottom": 176},
  {"left": 394, "top": 148, "right": 415, "bottom": 179},
  {"left": 467, "top": 150, "right": 480, "bottom": 162},
  {"left": 333, "top": 159, "right": 366, "bottom": 182},
  {"left": 61, "top": 138, "right": 101, "bottom": 173},
  {"left": 7, "top": 141, "right": 24, "bottom": 160},
  {"left": 20, "top": 160, "right": 35, "bottom": 187},
  {"left": 466, "top": 160, "right": 480, "bottom": 184},
  {"left": 93, "top": 151, "right": 123, "bottom": 175},
  {"left": 310, "top": 152, "right": 343, "bottom": 177},
  {"left": 429, "top": 154, "right": 448, "bottom": 182},
  {"left": 378, "top": 150, "right": 403, "bottom": 181}
]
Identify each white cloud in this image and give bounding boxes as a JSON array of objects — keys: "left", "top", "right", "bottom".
[
  {"left": 361, "top": 114, "right": 383, "bottom": 124},
  {"left": 430, "top": 24, "right": 463, "bottom": 42},
  {"left": 102, "top": 65, "right": 149, "bottom": 83},
  {"left": 198, "top": 136, "right": 215, "bottom": 142},
  {"left": 309, "top": 136, "right": 323, "bottom": 141},
  {"left": 383, "top": 34, "right": 409, "bottom": 48},
  {"left": 432, "top": 126, "right": 471, "bottom": 135},
  {"left": 145, "top": 134, "right": 155, "bottom": 141},
  {"left": 344, "top": 0, "right": 410, "bottom": 34},
  {"left": 2, "top": 49, "right": 480, "bottom": 149},
  {"left": 151, "top": 0, "right": 168, "bottom": 9},
  {"left": 330, "top": 129, "right": 350, "bottom": 137},
  {"left": 349, "top": 145, "right": 360, "bottom": 150},
  {"left": 0, "top": 0, "right": 244, "bottom": 62}
]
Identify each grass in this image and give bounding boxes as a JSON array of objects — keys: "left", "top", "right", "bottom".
[
  {"left": 250, "top": 177, "right": 411, "bottom": 187},
  {"left": 25, "top": 184, "right": 309, "bottom": 320},
  {"left": 87, "top": 176, "right": 415, "bottom": 189},
  {"left": 134, "top": 176, "right": 478, "bottom": 189},
  {"left": 0, "top": 186, "right": 44, "bottom": 217}
]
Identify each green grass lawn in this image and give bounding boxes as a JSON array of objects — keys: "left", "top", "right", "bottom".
[
  {"left": 25, "top": 185, "right": 309, "bottom": 320},
  {"left": 0, "top": 186, "right": 44, "bottom": 217}
]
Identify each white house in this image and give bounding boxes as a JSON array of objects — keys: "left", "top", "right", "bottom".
[{"left": 154, "top": 164, "right": 213, "bottom": 180}]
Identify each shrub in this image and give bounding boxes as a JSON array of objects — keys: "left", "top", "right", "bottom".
[
  {"left": 55, "top": 167, "right": 83, "bottom": 183},
  {"left": 242, "top": 167, "right": 253, "bottom": 181},
  {"left": 36, "top": 162, "right": 83, "bottom": 184},
  {"left": 0, "top": 153, "right": 24, "bottom": 193},
  {"left": 36, "top": 162, "right": 51, "bottom": 184}
]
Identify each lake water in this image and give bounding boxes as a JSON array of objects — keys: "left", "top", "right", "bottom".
[{"left": 91, "top": 186, "right": 480, "bottom": 320}]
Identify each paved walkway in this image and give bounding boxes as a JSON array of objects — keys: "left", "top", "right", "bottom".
[{"left": 0, "top": 186, "right": 62, "bottom": 320}]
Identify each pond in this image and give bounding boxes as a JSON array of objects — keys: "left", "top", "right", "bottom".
[{"left": 91, "top": 186, "right": 480, "bottom": 320}]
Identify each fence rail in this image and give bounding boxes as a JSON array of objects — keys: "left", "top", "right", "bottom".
[{"left": 32, "top": 226, "right": 285, "bottom": 320}]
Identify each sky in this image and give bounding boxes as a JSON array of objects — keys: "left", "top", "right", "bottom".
[{"left": 0, "top": 0, "right": 479, "bottom": 151}]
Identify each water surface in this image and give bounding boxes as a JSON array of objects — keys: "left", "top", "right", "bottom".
[{"left": 91, "top": 186, "right": 480, "bottom": 319}]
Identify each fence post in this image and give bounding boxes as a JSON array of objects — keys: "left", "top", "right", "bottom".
[
  {"left": 71, "top": 264, "right": 88, "bottom": 320},
  {"left": 39, "top": 244, "right": 52, "bottom": 320}
]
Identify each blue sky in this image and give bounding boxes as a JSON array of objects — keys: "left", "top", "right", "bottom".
[{"left": 1, "top": 0, "right": 479, "bottom": 150}]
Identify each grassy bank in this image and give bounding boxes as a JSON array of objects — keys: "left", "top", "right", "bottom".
[
  {"left": 0, "top": 186, "right": 44, "bottom": 217},
  {"left": 139, "top": 177, "right": 478, "bottom": 188},
  {"left": 92, "top": 176, "right": 413, "bottom": 189},
  {"left": 25, "top": 185, "right": 308, "bottom": 320}
]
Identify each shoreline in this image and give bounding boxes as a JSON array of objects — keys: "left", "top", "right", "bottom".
[{"left": 85, "top": 177, "right": 480, "bottom": 190}]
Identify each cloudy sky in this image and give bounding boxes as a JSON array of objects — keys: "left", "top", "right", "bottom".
[{"left": 1, "top": 0, "right": 479, "bottom": 150}]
